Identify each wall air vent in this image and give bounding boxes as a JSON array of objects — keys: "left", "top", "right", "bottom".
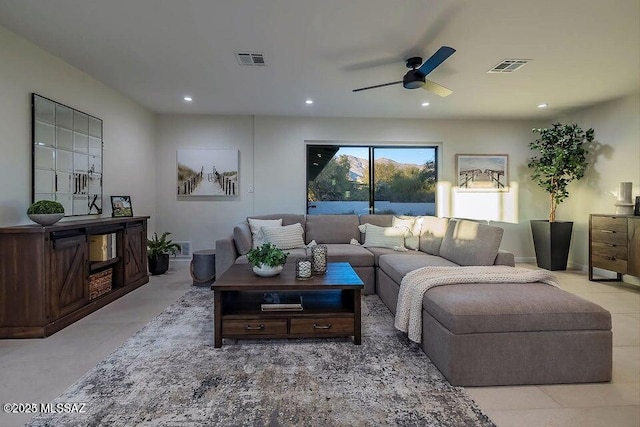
[
  {"left": 235, "top": 52, "right": 266, "bottom": 66},
  {"left": 487, "top": 59, "right": 531, "bottom": 73}
]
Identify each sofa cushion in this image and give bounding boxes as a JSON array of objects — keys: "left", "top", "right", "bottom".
[
  {"left": 359, "top": 223, "right": 408, "bottom": 251},
  {"left": 247, "top": 218, "right": 282, "bottom": 249},
  {"left": 305, "top": 215, "right": 360, "bottom": 244},
  {"left": 359, "top": 214, "right": 393, "bottom": 227},
  {"left": 367, "top": 247, "right": 427, "bottom": 265},
  {"left": 419, "top": 216, "right": 449, "bottom": 255},
  {"left": 423, "top": 283, "right": 612, "bottom": 334},
  {"left": 439, "top": 219, "right": 503, "bottom": 265},
  {"left": 324, "top": 243, "right": 374, "bottom": 267},
  {"left": 378, "top": 253, "right": 458, "bottom": 284},
  {"left": 261, "top": 223, "right": 306, "bottom": 249},
  {"left": 233, "top": 222, "right": 253, "bottom": 255}
]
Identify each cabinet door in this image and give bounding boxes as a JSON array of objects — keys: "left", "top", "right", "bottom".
[
  {"left": 124, "top": 223, "right": 148, "bottom": 285},
  {"left": 49, "top": 234, "right": 88, "bottom": 320},
  {"left": 629, "top": 218, "right": 640, "bottom": 277}
]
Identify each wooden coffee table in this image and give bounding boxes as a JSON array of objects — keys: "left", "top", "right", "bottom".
[{"left": 212, "top": 262, "right": 364, "bottom": 348}]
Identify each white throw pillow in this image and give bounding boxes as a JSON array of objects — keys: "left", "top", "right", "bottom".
[
  {"left": 392, "top": 216, "right": 420, "bottom": 250},
  {"left": 248, "top": 218, "right": 282, "bottom": 249},
  {"left": 359, "top": 223, "right": 408, "bottom": 251},
  {"left": 261, "top": 223, "right": 306, "bottom": 250}
]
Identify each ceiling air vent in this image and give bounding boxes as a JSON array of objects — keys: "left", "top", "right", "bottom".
[
  {"left": 235, "top": 52, "right": 266, "bottom": 66},
  {"left": 487, "top": 59, "right": 531, "bottom": 73}
]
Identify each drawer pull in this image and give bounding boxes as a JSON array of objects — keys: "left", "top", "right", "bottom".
[
  {"left": 600, "top": 230, "right": 615, "bottom": 234},
  {"left": 245, "top": 324, "right": 265, "bottom": 331},
  {"left": 605, "top": 256, "right": 617, "bottom": 261},
  {"left": 313, "top": 323, "right": 332, "bottom": 330}
]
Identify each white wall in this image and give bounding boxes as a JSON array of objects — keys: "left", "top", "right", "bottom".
[
  {"left": 0, "top": 25, "right": 156, "bottom": 229},
  {"left": 555, "top": 93, "right": 640, "bottom": 272},
  {"left": 154, "top": 115, "right": 255, "bottom": 253}
]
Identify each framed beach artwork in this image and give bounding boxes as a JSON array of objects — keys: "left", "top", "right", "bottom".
[
  {"left": 455, "top": 154, "right": 509, "bottom": 191},
  {"left": 177, "top": 149, "right": 239, "bottom": 197}
]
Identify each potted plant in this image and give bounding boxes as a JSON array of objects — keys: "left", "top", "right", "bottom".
[
  {"left": 527, "top": 122, "right": 594, "bottom": 270},
  {"left": 27, "top": 200, "right": 65, "bottom": 225},
  {"left": 147, "top": 232, "right": 180, "bottom": 275},
  {"left": 247, "top": 243, "right": 288, "bottom": 277}
]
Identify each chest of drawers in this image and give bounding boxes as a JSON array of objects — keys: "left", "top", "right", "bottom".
[{"left": 589, "top": 214, "right": 640, "bottom": 281}]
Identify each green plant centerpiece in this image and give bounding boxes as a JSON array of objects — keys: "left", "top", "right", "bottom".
[
  {"left": 147, "top": 232, "right": 181, "bottom": 275},
  {"left": 27, "top": 200, "right": 65, "bottom": 225},
  {"left": 247, "top": 243, "right": 288, "bottom": 277},
  {"left": 527, "top": 122, "right": 594, "bottom": 270}
]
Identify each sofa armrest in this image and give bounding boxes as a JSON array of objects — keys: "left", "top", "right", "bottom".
[
  {"left": 494, "top": 249, "right": 515, "bottom": 267},
  {"left": 216, "top": 236, "right": 238, "bottom": 278}
]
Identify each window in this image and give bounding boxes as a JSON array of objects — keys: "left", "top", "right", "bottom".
[{"left": 306, "top": 145, "right": 438, "bottom": 215}]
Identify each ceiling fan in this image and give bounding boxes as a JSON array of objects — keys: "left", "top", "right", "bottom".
[{"left": 352, "top": 46, "right": 456, "bottom": 97}]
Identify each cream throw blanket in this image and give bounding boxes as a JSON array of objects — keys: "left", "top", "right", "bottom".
[{"left": 394, "top": 266, "right": 559, "bottom": 343}]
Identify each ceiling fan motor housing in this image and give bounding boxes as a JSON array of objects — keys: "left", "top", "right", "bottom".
[{"left": 403, "top": 69, "right": 425, "bottom": 89}]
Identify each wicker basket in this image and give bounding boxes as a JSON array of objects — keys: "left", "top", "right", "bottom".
[{"left": 89, "top": 268, "right": 112, "bottom": 300}]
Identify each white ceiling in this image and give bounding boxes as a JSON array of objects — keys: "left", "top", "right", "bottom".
[{"left": 0, "top": 0, "right": 638, "bottom": 119}]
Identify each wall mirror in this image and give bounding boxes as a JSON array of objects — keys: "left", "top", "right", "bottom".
[{"left": 32, "top": 93, "right": 103, "bottom": 216}]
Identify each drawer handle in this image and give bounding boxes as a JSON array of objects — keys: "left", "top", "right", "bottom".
[
  {"left": 600, "top": 230, "right": 615, "bottom": 234},
  {"left": 245, "top": 324, "right": 265, "bottom": 331},
  {"left": 605, "top": 256, "right": 617, "bottom": 261},
  {"left": 313, "top": 323, "right": 332, "bottom": 330}
]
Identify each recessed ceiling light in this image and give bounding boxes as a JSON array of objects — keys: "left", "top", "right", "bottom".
[
  {"left": 184, "top": 96, "right": 193, "bottom": 102},
  {"left": 305, "top": 99, "right": 313, "bottom": 105},
  {"left": 537, "top": 103, "right": 548, "bottom": 108},
  {"left": 421, "top": 102, "right": 430, "bottom": 107}
]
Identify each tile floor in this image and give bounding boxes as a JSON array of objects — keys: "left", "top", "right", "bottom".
[{"left": 0, "top": 263, "right": 638, "bottom": 427}]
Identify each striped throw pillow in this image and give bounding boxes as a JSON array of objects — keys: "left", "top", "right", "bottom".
[{"left": 261, "top": 223, "right": 306, "bottom": 250}]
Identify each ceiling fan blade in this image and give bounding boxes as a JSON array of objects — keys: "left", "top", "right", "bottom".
[
  {"left": 421, "top": 80, "right": 453, "bottom": 97},
  {"left": 352, "top": 81, "right": 402, "bottom": 92},
  {"left": 417, "top": 46, "right": 456, "bottom": 76}
]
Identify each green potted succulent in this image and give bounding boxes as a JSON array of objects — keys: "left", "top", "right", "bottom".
[
  {"left": 527, "top": 122, "right": 594, "bottom": 270},
  {"left": 27, "top": 200, "right": 65, "bottom": 226},
  {"left": 147, "top": 232, "right": 181, "bottom": 275},
  {"left": 247, "top": 243, "right": 288, "bottom": 277}
]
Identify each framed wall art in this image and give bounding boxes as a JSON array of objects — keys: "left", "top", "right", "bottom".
[
  {"left": 455, "top": 154, "right": 509, "bottom": 191},
  {"left": 177, "top": 149, "right": 239, "bottom": 197},
  {"left": 111, "top": 195, "right": 133, "bottom": 217},
  {"left": 32, "top": 93, "right": 104, "bottom": 216}
]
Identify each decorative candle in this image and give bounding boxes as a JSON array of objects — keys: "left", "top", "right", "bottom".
[
  {"left": 311, "top": 244, "right": 328, "bottom": 275},
  {"left": 296, "top": 257, "right": 313, "bottom": 280}
]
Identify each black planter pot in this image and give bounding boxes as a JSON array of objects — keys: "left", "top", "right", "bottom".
[
  {"left": 148, "top": 254, "right": 170, "bottom": 275},
  {"left": 530, "top": 220, "right": 573, "bottom": 271}
]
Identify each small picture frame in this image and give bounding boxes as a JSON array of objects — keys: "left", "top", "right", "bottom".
[{"left": 111, "top": 196, "right": 133, "bottom": 217}]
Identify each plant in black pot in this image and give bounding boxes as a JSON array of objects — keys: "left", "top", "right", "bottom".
[
  {"left": 147, "top": 232, "right": 180, "bottom": 275},
  {"left": 27, "top": 200, "right": 65, "bottom": 226},
  {"left": 247, "top": 243, "right": 288, "bottom": 277},
  {"left": 528, "top": 122, "right": 594, "bottom": 270}
]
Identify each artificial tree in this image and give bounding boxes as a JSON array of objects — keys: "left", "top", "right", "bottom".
[
  {"left": 527, "top": 122, "right": 594, "bottom": 270},
  {"left": 528, "top": 122, "right": 594, "bottom": 222}
]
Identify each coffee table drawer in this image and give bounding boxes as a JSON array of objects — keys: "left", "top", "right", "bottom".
[
  {"left": 223, "top": 319, "right": 287, "bottom": 336},
  {"left": 290, "top": 317, "right": 353, "bottom": 335}
]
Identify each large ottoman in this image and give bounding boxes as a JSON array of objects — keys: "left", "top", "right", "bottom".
[{"left": 420, "top": 282, "right": 612, "bottom": 386}]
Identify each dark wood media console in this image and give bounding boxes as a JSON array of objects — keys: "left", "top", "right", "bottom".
[{"left": 0, "top": 216, "right": 149, "bottom": 338}]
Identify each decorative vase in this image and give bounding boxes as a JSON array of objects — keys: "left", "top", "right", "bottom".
[
  {"left": 615, "top": 182, "right": 634, "bottom": 215},
  {"left": 311, "top": 244, "right": 328, "bottom": 274},
  {"left": 295, "top": 257, "right": 313, "bottom": 280},
  {"left": 252, "top": 264, "right": 283, "bottom": 277},
  {"left": 28, "top": 213, "right": 64, "bottom": 226}
]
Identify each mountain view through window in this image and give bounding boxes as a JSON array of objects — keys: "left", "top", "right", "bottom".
[{"left": 307, "top": 145, "right": 437, "bottom": 215}]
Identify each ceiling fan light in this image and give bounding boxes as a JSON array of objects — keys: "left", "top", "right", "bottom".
[{"left": 403, "top": 70, "right": 425, "bottom": 89}]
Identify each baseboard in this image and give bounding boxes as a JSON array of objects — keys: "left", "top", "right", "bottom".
[{"left": 515, "top": 257, "right": 536, "bottom": 264}]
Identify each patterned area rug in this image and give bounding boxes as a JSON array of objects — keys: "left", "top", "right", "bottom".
[{"left": 28, "top": 288, "right": 495, "bottom": 426}]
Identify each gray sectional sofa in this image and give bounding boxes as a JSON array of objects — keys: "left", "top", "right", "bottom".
[{"left": 216, "top": 214, "right": 612, "bottom": 386}]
